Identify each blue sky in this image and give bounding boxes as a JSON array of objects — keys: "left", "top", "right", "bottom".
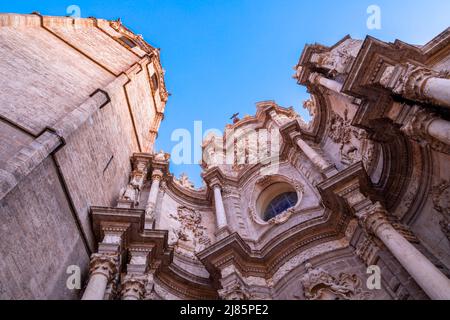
[{"left": 1, "top": 1, "right": 449, "bottom": 186}]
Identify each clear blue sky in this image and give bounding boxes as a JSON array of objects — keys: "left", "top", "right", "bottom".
[{"left": 1, "top": 1, "right": 449, "bottom": 186}]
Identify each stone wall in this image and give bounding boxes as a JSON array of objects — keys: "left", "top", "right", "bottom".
[
  {"left": 0, "top": 158, "right": 89, "bottom": 299},
  {"left": 0, "top": 13, "right": 166, "bottom": 299}
]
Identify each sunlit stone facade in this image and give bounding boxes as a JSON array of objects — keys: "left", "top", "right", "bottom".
[{"left": 0, "top": 13, "right": 449, "bottom": 300}]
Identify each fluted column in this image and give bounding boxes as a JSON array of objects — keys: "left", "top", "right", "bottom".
[
  {"left": 82, "top": 253, "right": 118, "bottom": 300},
  {"left": 309, "top": 72, "right": 343, "bottom": 93},
  {"left": 380, "top": 63, "right": 450, "bottom": 108},
  {"left": 360, "top": 203, "right": 450, "bottom": 300},
  {"left": 145, "top": 169, "right": 163, "bottom": 221},
  {"left": 212, "top": 183, "right": 228, "bottom": 229}
]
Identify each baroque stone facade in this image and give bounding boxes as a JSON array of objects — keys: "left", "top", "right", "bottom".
[{"left": 0, "top": 13, "right": 450, "bottom": 300}]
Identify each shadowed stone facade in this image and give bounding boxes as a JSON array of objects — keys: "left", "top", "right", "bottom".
[{"left": 0, "top": 13, "right": 449, "bottom": 300}]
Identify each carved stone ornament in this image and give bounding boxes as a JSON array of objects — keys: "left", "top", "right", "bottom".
[
  {"left": 88, "top": 253, "right": 119, "bottom": 281},
  {"left": 303, "top": 98, "right": 317, "bottom": 126},
  {"left": 154, "top": 150, "right": 170, "bottom": 162},
  {"left": 110, "top": 18, "right": 155, "bottom": 54},
  {"left": 310, "top": 47, "right": 355, "bottom": 79},
  {"left": 218, "top": 281, "right": 250, "bottom": 300},
  {"left": 118, "top": 158, "right": 149, "bottom": 207},
  {"left": 401, "top": 106, "right": 450, "bottom": 154},
  {"left": 300, "top": 263, "right": 372, "bottom": 300},
  {"left": 249, "top": 207, "right": 296, "bottom": 226},
  {"left": 379, "top": 63, "right": 439, "bottom": 104},
  {"left": 174, "top": 173, "right": 196, "bottom": 190},
  {"left": 121, "top": 275, "right": 147, "bottom": 300},
  {"left": 355, "top": 236, "right": 381, "bottom": 266},
  {"left": 169, "top": 206, "right": 211, "bottom": 257},
  {"left": 328, "top": 109, "right": 375, "bottom": 168},
  {"left": 431, "top": 180, "right": 450, "bottom": 242}
]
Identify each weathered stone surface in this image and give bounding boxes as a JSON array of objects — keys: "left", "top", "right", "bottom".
[{"left": 1, "top": 13, "right": 450, "bottom": 300}]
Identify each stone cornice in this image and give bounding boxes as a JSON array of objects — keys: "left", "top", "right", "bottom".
[
  {"left": 90, "top": 206, "right": 173, "bottom": 267},
  {"left": 317, "top": 162, "right": 381, "bottom": 214},
  {"left": 197, "top": 205, "right": 351, "bottom": 280}
]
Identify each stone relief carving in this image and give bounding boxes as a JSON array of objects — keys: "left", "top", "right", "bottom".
[
  {"left": 328, "top": 109, "right": 374, "bottom": 168},
  {"left": 431, "top": 180, "right": 450, "bottom": 242},
  {"left": 309, "top": 40, "right": 360, "bottom": 79},
  {"left": 218, "top": 281, "right": 250, "bottom": 300},
  {"left": 154, "top": 150, "right": 170, "bottom": 162},
  {"left": 355, "top": 236, "right": 382, "bottom": 266},
  {"left": 169, "top": 206, "right": 211, "bottom": 257},
  {"left": 379, "top": 63, "right": 440, "bottom": 105},
  {"left": 119, "top": 176, "right": 142, "bottom": 205},
  {"left": 118, "top": 157, "right": 149, "bottom": 208},
  {"left": 303, "top": 98, "right": 316, "bottom": 125},
  {"left": 300, "top": 263, "right": 372, "bottom": 300},
  {"left": 174, "top": 173, "right": 196, "bottom": 190}
]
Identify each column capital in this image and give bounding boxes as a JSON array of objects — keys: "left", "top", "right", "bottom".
[
  {"left": 379, "top": 62, "right": 442, "bottom": 104},
  {"left": 402, "top": 106, "right": 436, "bottom": 138},
  {"left": 209, "top": 178, "right": 223, "bottom": 190},
  {"left": 120, "top": 275, "right": 147, "bottom": 300},
  {"left": 308, "top": 72, "right": 323, "bottom": 86},
  {"left": 88, "top": 253, "right": 119, "bottom": 281},
  {"left": 401, "top": 105, "right": 450, "bottom": 154},
  {"left": 356, "top": 202, "right": 390, "bottom": 235},
  {"left": 151, "top": 169, "right": 164, "bottom": 181}
]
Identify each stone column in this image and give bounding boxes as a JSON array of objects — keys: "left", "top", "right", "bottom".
[
  {"left": 423, "top": 77, "right": 450, "bottom": 108},
  {"left": 290, "top": 132, "right": 336, "bottom": 175},
  {"left": 309, "top": 72, "right": 343, "bottom": 93},
  {"left": 401, "top": 106, "right": 450, "bottom": 150},
  {"left": 212, "top": 183, "right": 228, "bottom": 229},
  {"left": 120, "top": 249, "right": 150, "bottom": 300},
  {"left": 121, "top": 276, "right": 147, "bottom": 300},
  {"left": 145, "top": 169, "right": 163, "bottom": 221},
  {"left": 380, "top": 63, "right": 450, "bottom": 108},
  {"left": 82, "top": 253, "right": 118, "bottom": 300},
  {"left": 360, "top": 203, "right": 450, "bottom": 300}
]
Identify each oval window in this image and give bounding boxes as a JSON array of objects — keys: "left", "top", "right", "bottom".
[
  {"left": 256, "top": 181, "right": 299, "bottom": 222},
  {"left": 263, "top": 192, "right": 298, "bottom": 221}
]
